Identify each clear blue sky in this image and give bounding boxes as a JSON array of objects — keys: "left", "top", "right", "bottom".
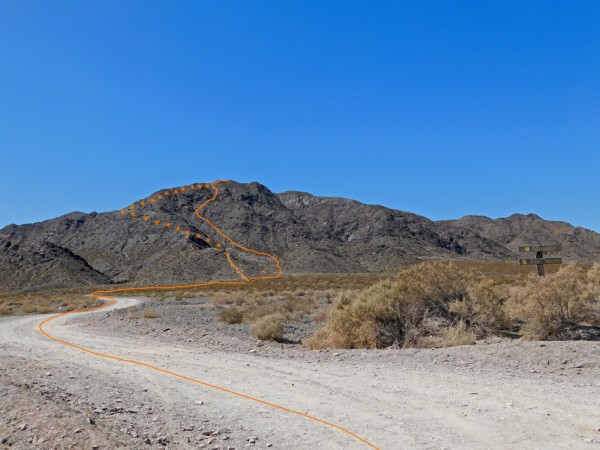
[{"left": 2, "top": 1, "right": 599, "bottom": 231}]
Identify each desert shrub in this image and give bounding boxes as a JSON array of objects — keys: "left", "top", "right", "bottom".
[
  {"left": 306, "top": 261, "right": 475, "bottom": 349},
  {"left": 507, "top": 264, "right": 599, "bottom": 339},
  {"left": 439, "top": 320, "right": 476, "bottom": 347},
  {"left": 241, "top": 297, "right": 281, "bottom": 321},
  {"left": 229, "top": 293, "right": 317, "bottom": 323},
  {"left": 218, "top": 307, "right": 244, "bottom": 324},
  {"left": 588, "top": 264, "right": 600, "bottom": 300},
  {"left": 209, "top": 291, "right": 248, "bottom": 307},
  {"left": 143, "top": 308, "right": 160, "bottom": 319},
  {"left": 585, "top": 264, "right": 600, "bottom": 324},
  {"left": 281, "top": 296, "right": 316, "bottom": 320},
  {"left": 250, "top": 313, "right": 285, "bottom": 341},
  {"left": 449, "top": 279, "right": 511, "bottom": 332},
  {"left": 313, "top": 305, "right": 331, "bottom": 324}
]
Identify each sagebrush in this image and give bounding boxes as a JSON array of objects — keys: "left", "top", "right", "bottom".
[
  {"left": 306, "top": 261, "right": 480, "bottom": 349},
  {"left": 507, "top": 264, "right": 600, "bottom": 339},
  {"left": 250, "top": 313, "right": 285, "bottom": 341},
  {"left": 306, "top": 261, "right": 600, "bottom": 349}
]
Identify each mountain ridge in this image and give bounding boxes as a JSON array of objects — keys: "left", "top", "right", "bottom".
[{"left": 1, "top": 180, "right": 598, "bottom": 293}]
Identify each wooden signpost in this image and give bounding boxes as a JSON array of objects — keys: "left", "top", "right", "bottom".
[{"left": 518, "top": 244, "right": 562, "bottom": 277}]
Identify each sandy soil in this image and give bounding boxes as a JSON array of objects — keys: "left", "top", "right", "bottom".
[{"left": 1, "top": 297, "right": 599, "bottom": 449}]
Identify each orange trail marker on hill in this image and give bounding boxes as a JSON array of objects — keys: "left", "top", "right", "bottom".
[{"left": 38, "top": 180, "right": 379, "bottom": 450}]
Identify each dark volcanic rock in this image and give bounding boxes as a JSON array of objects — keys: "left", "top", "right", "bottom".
[
  {"left": 278, "top": 191, "right": 512, "bottom": 270},
  {"left": 439, "top": 214, "right": 600, "bottom": 263},
  {"left": 0, "top": 236, "right": 111, "bottom": 292},
  {"left": 1, "top": 181, "right": 598, "bottom": 292}
]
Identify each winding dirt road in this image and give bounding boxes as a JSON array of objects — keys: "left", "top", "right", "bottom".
[
  {"left": 2, "top": 297, "right": 599, "bottom": 449},
  {"left": 2, "top": 181, "right": 599, "bottom": 448}
]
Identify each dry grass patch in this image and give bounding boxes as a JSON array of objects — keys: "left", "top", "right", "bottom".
[
  {"left": 439, "top": 320, "right": 476, "bottom": 347},
  {"left": 0, "top": 289, "right": 100, "bottom": 316},
  {"left": 210, "top": 291, "right": 249, "bottom": 307},
  {"left": 142, "top": 308, "right": 160, "bottom": 319},
  {"left": 207, "top": 284, "right": 324, "bottom": 327}
]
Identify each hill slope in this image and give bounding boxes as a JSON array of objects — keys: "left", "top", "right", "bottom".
[
  {"left": 1, "top": 181, "right": 598, "bottom": 292},
  {"left": 439, "top": 214, "right": 600, "bottom": 263}
]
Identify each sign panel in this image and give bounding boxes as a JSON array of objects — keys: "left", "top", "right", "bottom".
[
  {"left": 518, "top": 245, "right": 562, "bottom": 253},
  {"left": 519, "top": 258, "right": 563, "bottom": 266}
]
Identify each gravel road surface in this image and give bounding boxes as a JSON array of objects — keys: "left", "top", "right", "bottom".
[{"left": 1, "top": 297, "right": 599, "bottom": 449}]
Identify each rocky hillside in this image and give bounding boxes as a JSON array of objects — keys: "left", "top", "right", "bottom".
[
  {"left": 1, "top": 181, "right": 598, "bottom": 292},
  {"left": 439, "top": 214, "right": 600, "bottom": 263}
]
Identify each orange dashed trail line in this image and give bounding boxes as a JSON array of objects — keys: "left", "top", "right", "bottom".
[{"left": 38, "top": 180, "right": 379, "bottom": 450}]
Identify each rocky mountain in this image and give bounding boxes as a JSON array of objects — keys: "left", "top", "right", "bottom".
[
  {"left": 1, "top": 181, "right": 598, "bottom": 292},
  {"left": 439, "top": 214, "right": 600, "bottom": 263}
]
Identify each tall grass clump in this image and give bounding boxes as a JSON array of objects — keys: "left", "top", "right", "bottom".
[{"left": 439, "top": 320, "right": 476, "bottom": 347}]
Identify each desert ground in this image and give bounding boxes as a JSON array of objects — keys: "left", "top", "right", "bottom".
[{"left": 1, "top": 295, "right": 599, "bottom": 450}]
